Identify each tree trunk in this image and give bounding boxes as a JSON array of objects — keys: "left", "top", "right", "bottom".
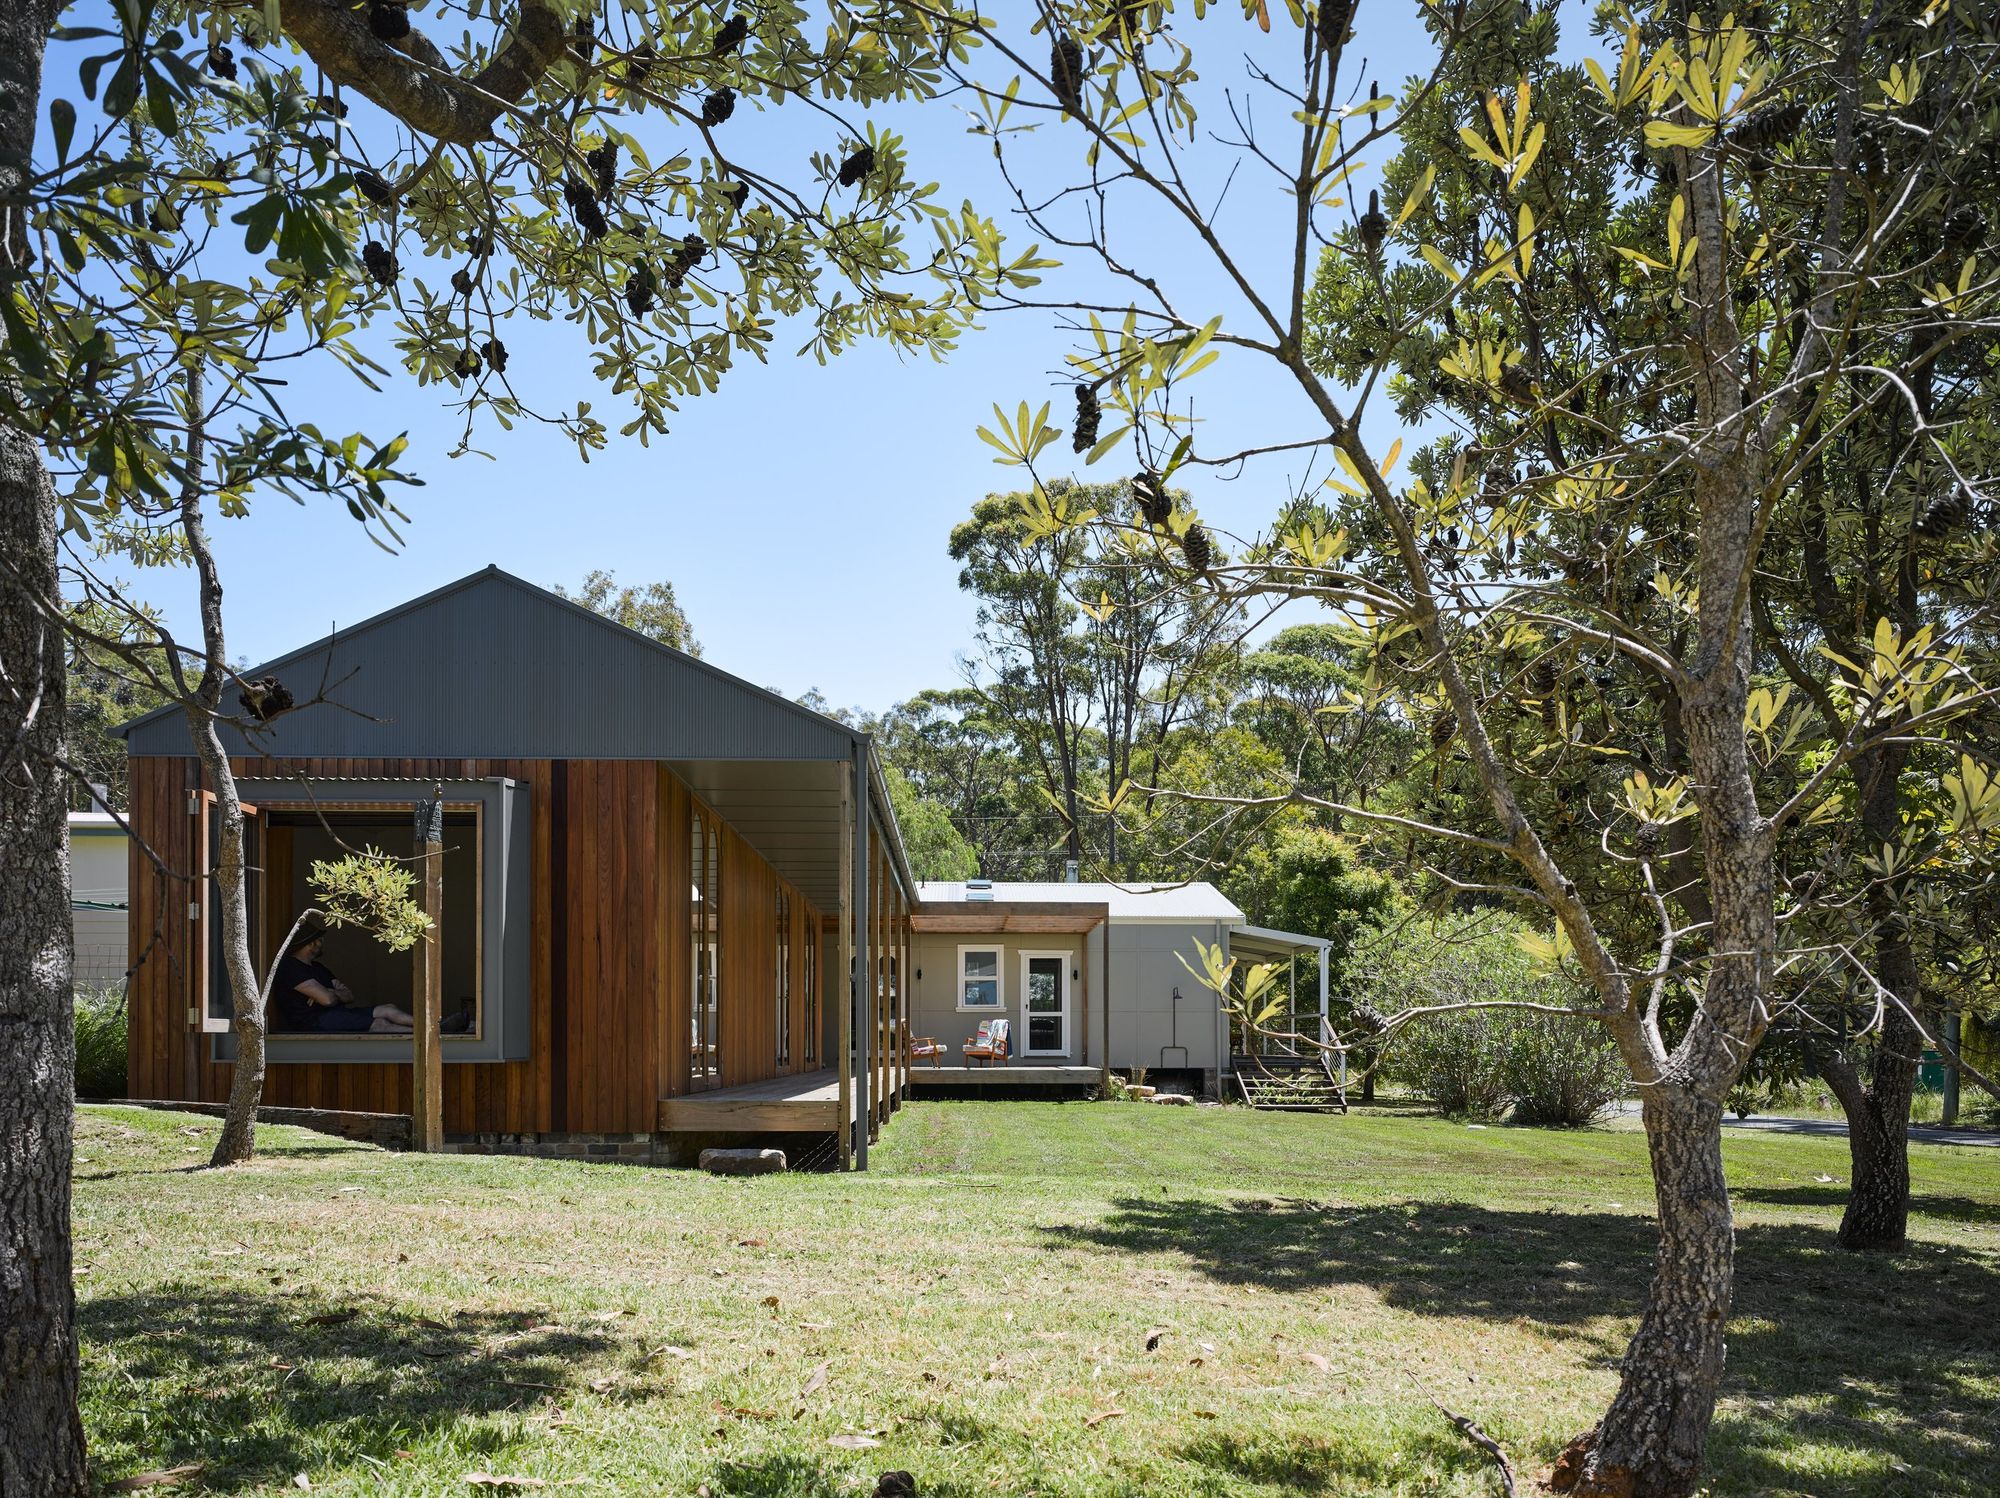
[
  {"left": 1559, "top": 1089, "right": 1734, "bottom": 1498},
  {"left": 1830, "top": 936, "right": 1920, "bottom": 1252},
  {"left": 1, "top": 2, "right": 90, "bottom": 1490},
  {"left": 199, "top": 714, "right": 268, "bottom": 1167},
  {"left": 170, "top": 362, "right": 270, "bottom": 1169}
]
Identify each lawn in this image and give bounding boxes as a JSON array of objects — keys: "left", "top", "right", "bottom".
[{"left": 73, "top": 1101, "right": 2000, "bottom": 1497}]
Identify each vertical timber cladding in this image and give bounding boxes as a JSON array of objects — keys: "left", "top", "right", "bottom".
[{"left": 125, "top": 754, "right": 825, "bottom": 1132}]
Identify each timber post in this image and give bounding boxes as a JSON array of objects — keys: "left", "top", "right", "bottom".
[{"left": 411, "top": 789, "right": 444, "bottom": 1151}]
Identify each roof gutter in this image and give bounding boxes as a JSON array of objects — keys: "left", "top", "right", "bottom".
[{"left": 860, "top": 734, "right": 920, "bottom": 908}]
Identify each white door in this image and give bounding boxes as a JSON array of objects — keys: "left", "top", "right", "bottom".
[{"left": 1020, "top": 951, "right": 1070, "bottom": 1057}]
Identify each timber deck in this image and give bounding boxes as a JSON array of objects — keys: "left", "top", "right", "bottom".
[
  {"left": 905, "top": 1064, "right": 1102, "bottom": 1097},
  {"left": 656, "top": 1068, "right": 883, "bottom": 1134}
]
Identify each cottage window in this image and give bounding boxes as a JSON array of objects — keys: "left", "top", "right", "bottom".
[
  {"left": 209, "top": 777, "right": 530, "bottom": 1065},
  {"left": 957, "top": 945, "right": 1001, "bottom": 1011}
]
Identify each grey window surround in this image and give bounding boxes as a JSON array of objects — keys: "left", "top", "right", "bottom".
[{"left": 213, "top": 776, "right": 531, "bottom": 1065}]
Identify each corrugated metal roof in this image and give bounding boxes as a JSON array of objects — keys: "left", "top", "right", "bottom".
[
  {"left": 117, "top": 567, "right": 864, "bottom": 761},
  {"left": 115, "top": 567, "right": 914, "bottom": 913},
  {"left": 917, "top": 880, "right": 1244, "bottom": 924}
]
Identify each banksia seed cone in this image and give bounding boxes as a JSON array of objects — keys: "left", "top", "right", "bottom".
[
  {"left": 367, "top": 0, "right": 411, "bottom": 42},
  {"left": 207, "top": 43, "right": 237, "bottom": 81},
  {"left": 361, "top": 239, "right": 397, "bottom": 285},
  {"left": 1315, "top": 0, "right": 1354, "bottom": 54},
  {"left": 1727, "top": 102, "right": 1805, "bottom": 152},
  {"left": 837, "top": 145, "right": 875, "bottom": 188},
  {"left": 453, "top": 346, "right": 482, "bottom": 379},
  {"left": 354, "top": 169, "right": 393, "bottom": 206},
  {"left": 1916, "top": 490, "right": 1970, "bottom": 538},
  {"left": 563, "top": 179, "right": 609, "bottom": 240},
  {"left": 714, "top": 14, "right": 749, "bottom": 55},
  {"left": 624, "top": 43, "right": 656, "bottom": 85},
  {"left": 1358, "top": 189, "right": 1386, "bottom": 254},
  {"left": 481, "top": 338, "right": 508, "bottom": 373},
  {"left": 702, "top": 88, "right": 736, "bottom": 126},
  {"left": 1429, "top": 710, "right": 1457, "bottom": 750},
  {"left": 466, "top": 230, "right": 491, "bottom": 257},
  {"left": 1131, "top": 470, "right": 1171, "bottom": 528},
  {"left": 586, "top": 140, "right": 618, "bottom": 198},
  {"left": 1943, "top": 204, "right": 1986, "bottom": 249},
  {"left": 1051, "top": 36, "right": 1085, "bottom": 116},
  {"left": 450, "top": 268, "right": 473, "bottom": 297},
  {"left": 236, "top": 676, "right": 294, "bottom": 722},
  {"left": 1072, "top": 384, "right": 1100, "bottom": 454},
  {"left": 721, "top": 182, "right": 749, "bottom": 213},
  {"left": 626, "top": 260, "right": 657, "bottom": 314},
  {"left": 1181, "top": 523, "right": 1212, "bottom": 574}
]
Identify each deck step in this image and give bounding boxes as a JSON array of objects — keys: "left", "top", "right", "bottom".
[{"left": 1231, "top": 1054, "right": 1348, "bottom": 1113}]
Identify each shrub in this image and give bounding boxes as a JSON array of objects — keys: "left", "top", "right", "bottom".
[
  {"left": 1352, "top": 912, "right": 1626, "bottom": 1124},
  {"left": 74, "top": 984, "right": 129, "bottom": 1100},
  {"left": 1392, "top": 1008, "right": 1513, "bottom": 1118},
  {"left": 1502, "top": 1014, "right": 1627, "bottom": 1126}
]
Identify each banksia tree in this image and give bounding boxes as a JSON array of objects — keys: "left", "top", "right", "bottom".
[{"left": 943, "top": 5, "right": 2000, "bottom": 1494}]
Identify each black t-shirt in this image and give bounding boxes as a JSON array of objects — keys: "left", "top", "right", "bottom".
[{"left": 272, "top": 954, "right": 336, "bottom": 1032}]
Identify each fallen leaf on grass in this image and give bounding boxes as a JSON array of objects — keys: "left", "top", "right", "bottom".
[
  {"left": 1083, "top": 1408, "right": 1125, "bottom": 1428},
  {"left": 293, "top": 1476, "right": 312, "bottom": 1490},
  {"left": 738, "top": 1238, "right": 766, "bottom": 1248},
  {"left": 1143, "top": 1329, "right": 1164, "bottom": 1352},
  {"left": 1300, "top": 1353, "right": 1331, "bottom": 1371},
  {"left": 107, "top": 1465, "right": 206, "bottom": 1493},
  {"left": 589, "top": 1377, "right": 618, "bottom": 1394},
  {"left": 464, "top": 1475, "right": 546, "bottom": 1489},
  {"left": 799, "top": 1360, "right": 830, "bottom": 1399},
  {"left": 644, "top": 1344, "right": 693, "bottom": 1362},
  {"left": 761, "top": 1295, "right": 781, "bottom": 1311},
  {"left": 303, "top": 1309, "right": 357, "bottom": 1328},
  {"left": 415, "top": 1347, "right": 453, "bottom": 1359},
  {"left": 1193, "top": 1409, "right": 1218, "bottom": 1419},
  {"left": 828, "top": 1434, "right": 881, "bottom": 1450}
]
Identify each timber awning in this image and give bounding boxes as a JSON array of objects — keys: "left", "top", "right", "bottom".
[{"left": 911, "top": 900, "right": 1109, "bottom": 934}]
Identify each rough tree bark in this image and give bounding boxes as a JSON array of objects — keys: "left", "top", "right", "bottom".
[{"left": 1, "top": 2, "right": 91, "bottom": 1491}]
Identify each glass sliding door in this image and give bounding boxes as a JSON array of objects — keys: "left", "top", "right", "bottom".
[
  {"left": 1020, "top": 951, "right": 1070, "bottom": 1058},
  {"left": 690, "top": 809, "right": 722, "bottom": 1092}
]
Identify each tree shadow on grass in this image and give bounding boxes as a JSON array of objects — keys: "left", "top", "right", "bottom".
[
  {"left": 696, "top": 1453, "right": 985, "bottom": 1498},
  {"left": 79, "top": 1286, "right": 656, "bottom": 1491},
  {"left": 1180, "top": 1425, "right": 1501, "bottom": 1495},
  {"left": 1045, "top": 1196, "right": 2000, "bottom": 1497},
  {"left": 1735, "top": 1183, "right": 2000, "bottom": 1228}
]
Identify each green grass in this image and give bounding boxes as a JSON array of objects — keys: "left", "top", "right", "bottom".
[{"left": 74, "top": 1101, "right": 2000, "bottom": 1496}]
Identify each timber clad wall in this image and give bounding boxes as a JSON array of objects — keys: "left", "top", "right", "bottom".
[{"left": 125, "top": 755, "right": 822, "bottom": 1136}]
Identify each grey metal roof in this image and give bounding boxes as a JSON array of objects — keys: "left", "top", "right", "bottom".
[
  {"left": 118, "top": 566, "right": 912, "bottom": 912},
  {"left": 118, "top": 566, "right": 863, "bottom": 762},
  {"left": 917, "top": 880, "right": 1245, "bottom": 924}
]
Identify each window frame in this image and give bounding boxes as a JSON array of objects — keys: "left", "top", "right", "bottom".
[
  {"left": 956, "top": 943, "right": 1004, "bottom": 1013},
  {"left": 214, "top": 776, "right": 530, "bottom": 1065}
]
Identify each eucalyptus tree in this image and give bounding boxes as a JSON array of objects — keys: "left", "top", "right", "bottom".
[
  {"left": 941, "top": 2, "right": 1998, "bottom": 1493},
  {"left": 2, "top": 1, "right": 1032, "bottom": 1487},
  {"left": 556, "top": 569, "right": 701, "bottom": 654}
]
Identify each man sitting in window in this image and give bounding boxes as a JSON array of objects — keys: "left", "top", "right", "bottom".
[{"left": 271, "top": 918, "right": 417, "bottom": 1034}]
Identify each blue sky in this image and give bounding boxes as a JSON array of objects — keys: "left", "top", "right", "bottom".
[{"left": 101, "top": 6, "right": 1480, "bottom": 712}]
